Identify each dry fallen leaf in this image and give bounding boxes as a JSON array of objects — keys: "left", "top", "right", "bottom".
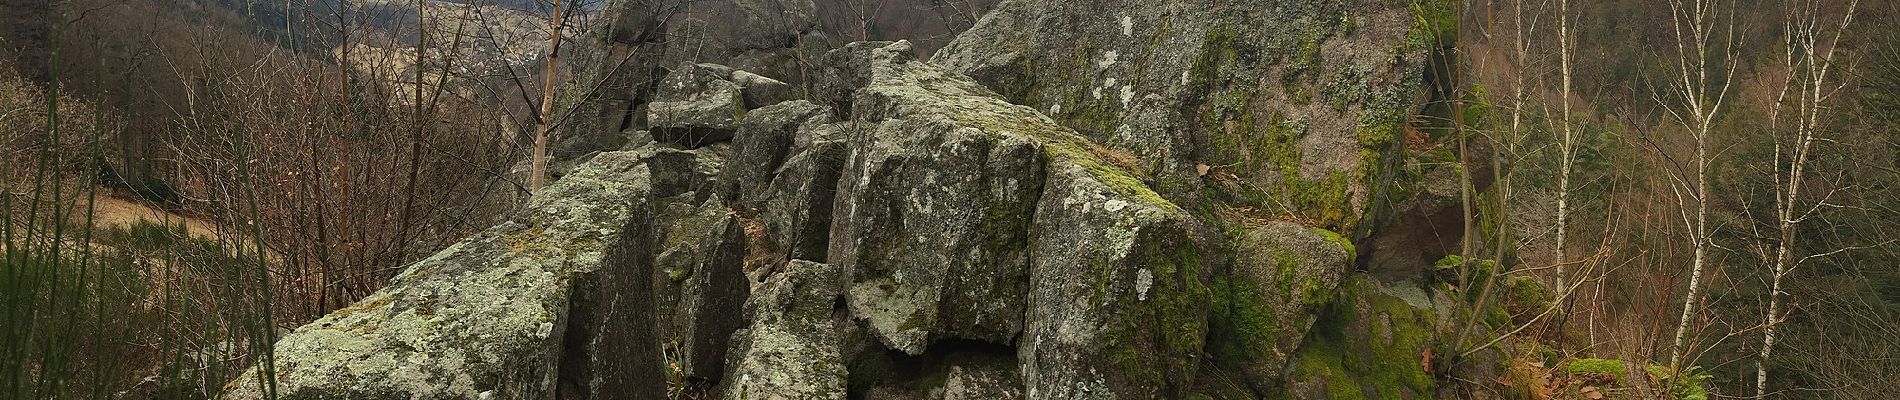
[{"left": 1196, "top": 163, "right": 1212, "bottom": 176}]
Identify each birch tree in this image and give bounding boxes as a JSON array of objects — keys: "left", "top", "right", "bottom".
[
  {"left": 1551, "top": 0, "right": 1575, "bottom": 303},
  {"left": 1753, "top": 1, "right": 1860, "bottom": 395},
  {"left": 529, "top": 0, "right": 568, "bottom": 191},
  {"left": 1659, "top": 0, "right": 1741, "bottom": 369}
]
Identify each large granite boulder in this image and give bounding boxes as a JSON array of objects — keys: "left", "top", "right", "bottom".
[
  {"left": 824, "top": 40, "right": 1213, "bottom": 398},
  {"left": 223, "top": 150, "right": 663, "bottom": 399},
  {"left": 720, "top": 100, "right": 833, "bottom": 205},
  {"left": 827, "top": 115, "right": 1044, "bottom": 353},
  {"left": 756, "top": 122, "right": 854, "bottom": 264},
  {"left": 562, "top": 197, "right": 670, "bottom": 399},
  {"left": 650, "top": 63, "right": 747, "bottom": 147},
  {"left": 719, "top": 260, "right": 849, "bottom": 400},
  {"left": 1021, "top": 162, "right": 1207, "bottom": 399},
  {"left": 1210, "top": 221, "right": 1356, "bottom": 394},
  {"left": 650, "top": 195, "right": 749, "bottom": 382}
]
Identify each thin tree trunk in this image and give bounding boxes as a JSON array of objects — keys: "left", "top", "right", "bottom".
[
  {"left": 1665, "top": 0, "right": 1738, "bottom": 368},
  {"left": 1554, "top": 0, "right": 1574, "bottom": 302},
  {"left": 1756, "top": 3, "right": 1856, "bottom": 394},
  {"left": 530, "top": 0, "right": 566, "bottom": 192}
]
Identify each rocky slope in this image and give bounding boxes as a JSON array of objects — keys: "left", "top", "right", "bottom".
[{"left": 226, "top": 0, "right": 1521, "bottom": 398}]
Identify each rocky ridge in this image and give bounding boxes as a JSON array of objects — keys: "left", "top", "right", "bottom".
[{"left": 226, "top": 0, "right": 1517, "bottom": 398}]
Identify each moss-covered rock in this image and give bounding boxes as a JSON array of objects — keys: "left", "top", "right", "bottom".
[
  {"left": 1565, "top": 358, "right": 1626, "bottom": 380},
  {"left": 935, "top": 0, "right": 1435, "bottom": 235},
  {"left": 1286, "top": 275, "right": 1444, "bottom": 400},
  {"left": 1021, "top": 161, "right": 1208, "bottom": 399},
  {"left": 1209, "top": 222, "right": 1354, "bottom": 394}
]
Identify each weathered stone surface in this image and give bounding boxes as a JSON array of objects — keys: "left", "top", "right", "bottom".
[
  {"left": 651, "top": 196, "right": 749, "bottom": 381},
  {"left": 733, "top": 69, "right": 797, "bottom": 109},
  {"left": 936, "top": 0, "right": 1439, "bottom": 233},
  {"left": 731, "top": 0, "right": 818, "bottom": 50},
  {"left": 825, "top": 41, "right": 1063, "bottom": 353},
  {"left": 1363, "top": 160, "right": 1465, "bottom": 281},
  {"left": 935, "top": 354, "right": 1024, "bottom": 400},
  {"left": 721, "top": 260, "right": 848, "bottom": 400},
  {"left": 651, "top": 63, "right": 747, "bottom": 147},
  {"left": 560, "top": 0, "right": 669, "bottom": 161},
  {"left": 561, "top": 198, "right": 669, "bottom": 399},
  {"left": 720, "top": 100, "right": 832, "bottom": 205},
  {"left": 1286, "top": 275, "right": 1449, "bottom": 400},
  {"left": 808, "top": 41, "right": 890, "bottom": 117},
  {"left": 1210, "top": 221, "right": 1355, "bottom": 393},
  {"left": 1022, "top": 162, "right": 1208, "bottom": 400},
  {"left": 647, "top": 147, "right": 708, "bottom": 198},
  {"left": 758, "top": 122, "right": 853, "bottom": 264},
  {"left": 649, "top": 0, "right": 828, "bottom": 90},
  {"left": 224, "top": 150, "right": 660, "bottom": 399},
  {"left": 828, "top": 115, "right": 1044, "bottom": 353},
  {"left": 809, "top": 41, "right": 1210, "bottom": 397}
]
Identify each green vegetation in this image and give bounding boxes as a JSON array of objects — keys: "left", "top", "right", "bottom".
[{"left": 1566, "top": 358, "right": 1626, "bottom": 378}]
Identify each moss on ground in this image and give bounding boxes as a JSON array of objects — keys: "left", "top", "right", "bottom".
[{"left": 1566, "top": 358, "right": 1625, "bottom": 377}]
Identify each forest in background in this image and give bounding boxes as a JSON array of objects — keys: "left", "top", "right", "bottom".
[{"left": 1, "top": 0, "right": 1897, "bottom": 397}]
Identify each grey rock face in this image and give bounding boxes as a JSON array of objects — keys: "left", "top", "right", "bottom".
[
  {"left": 651, "top": 63, "right": 748, "bottom": 147},
  {"left": 825, "top": 41, "right": 1061, "bottom": 354},
  {"left": 647, "top": 147, "right": 711, "bottom": 198},
  {"left": 821, "top": 41, "right": 1210, "bottom": 398},
  {"left": 563, "top": 198, "right": 670, "bottom": 399},
  {"left": 720, "top": 100, "right": 832, "bottom": 205},
  {"left": 757, "top": 122, "right": 854, "bottom": 265},
  {"left": 734, "top": 69, "right": 797, "bottom": 109},
  {"left": 720, "top": 260, "right": 848, "bottom": 400},
  {"left": 223, "top": 150, "right": 660, "bottom": 399},
  {"left": 936, "top": 0, "right": 1434, "bottom": 233},
  {"left": 1022, "top": 162, "right": 1206, "bottom": 400},
  {"left": 935, "top": 354, "right": 1024, "bottom": 400},
  {"left": 1215, "top": 221, "right": 1355, "bottom": 392},
  {"left": 560, "top": 0, "right": 669, "bottom": 161},
  {"left": 828, "top": 116, "right": 1044, "bottom": 353},
  {"left": 651, "top": 196, "right": 749, "bottom": 381}
]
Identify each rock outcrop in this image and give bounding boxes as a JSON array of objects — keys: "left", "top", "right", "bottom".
[
  {"left": 227, "top": 0, "right": 1509, "bottom": 397},
  {"left": 935, "top": 0, "right": 1441, "bottom": 235}
]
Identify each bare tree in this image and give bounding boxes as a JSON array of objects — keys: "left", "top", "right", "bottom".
[
  {"left": 1752, "top": 0, "right": 1861, "bottom": 396},
  {"left": 1552, "top": 0, "right": 1575, "bottom": 304},
  {"left": 1658, "top": 0, "right": 1741, "bottom": 369},
  {"left": 529, "top": 0, "right": 568, "bottom": 191}
]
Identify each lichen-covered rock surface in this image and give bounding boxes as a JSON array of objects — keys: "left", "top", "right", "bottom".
[
  {"left": 935, "top": 0, "right": 1444, "bottom": 235},
  {"left": 1286, "top": 274, "right": 1452, "bottom": 400},
  {"left": 720, "top": 260, "right": 849, "bottom": 400},
  {"left": 223, "top": 149, "right": 661, "bottom": 399}
]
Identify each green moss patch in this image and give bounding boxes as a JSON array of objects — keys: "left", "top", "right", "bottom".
[{"left": 1288, "top": 276, "right": 1438, "bottom": 400}]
